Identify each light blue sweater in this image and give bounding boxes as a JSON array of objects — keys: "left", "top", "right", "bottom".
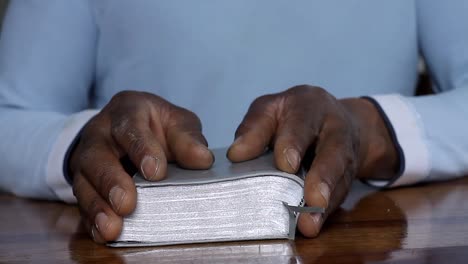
[{"left": 0, "top": 0, "right": 467, "bottom": 201}]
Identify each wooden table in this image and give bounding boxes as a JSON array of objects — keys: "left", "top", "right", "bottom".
[{"left": 1, "top": 178, "right": 468, "bottom": 263}]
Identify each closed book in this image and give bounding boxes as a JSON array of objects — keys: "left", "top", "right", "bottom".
[{"left": 110, "top": 148, "right": 323, "bottom": 247}]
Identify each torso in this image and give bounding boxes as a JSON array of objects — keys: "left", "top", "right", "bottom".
[{"left": 89, "top": 0, "right": 418, "bottom": 147}]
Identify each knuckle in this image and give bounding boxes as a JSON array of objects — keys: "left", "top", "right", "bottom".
[
  {"left": 294, "top": 85, "right": 338, "bottom": 107},
  {"left": 289, "top": 84, "right": 325, "bottom": 95},
  {"left": 95, "top": 163, "right": 116, "bottom": 193},
  {"left": 311, "top": 86, "right": 330, "bottom": 99},
  {"left": 111, "top": 116, "right": 150, "bottom": 158},
  {"left": 275, "top": 129, "right": 296, "bottom": 142},
  {"left": 312, "top": 86, "right": 329, "bottom": 97},
  {"left": 142, "top": 91, "right": 164, "bottom": 103},
  {"left": 111, "top": 117, "right": 147, "bottom": 148},
  {"left": 111, "top": 90, "right": 136, "bottom": 103},
  {"left": 251, "top": 94, "right": 275, "bottom": 108},
  {"left": 111, "top": 116, "right": 131, "bottom": 138},
  {"left": 108, "top": 91, "right": 146, "bottom": 115},
  {"left": 289, "top": 84, "right": 314, "bottom": 93},
  {"left": 128, "top": 134, "right": 147, "bottom": 157}
]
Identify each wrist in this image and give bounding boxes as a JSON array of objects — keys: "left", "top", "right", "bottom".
[{"left": 340, "top": 98, "right": 399, "bottom": 180}]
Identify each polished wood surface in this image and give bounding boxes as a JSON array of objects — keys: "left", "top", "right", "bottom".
[{"left": 2, "top": 178, "right": 468, "bottom": 263}]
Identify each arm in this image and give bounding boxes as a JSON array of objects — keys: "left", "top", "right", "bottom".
[
  {"left": 368, "top": 0, "right": 468, "bottom": 187},
  {"left": 0, "top": 0, "right": 98, "bottom": 202}
]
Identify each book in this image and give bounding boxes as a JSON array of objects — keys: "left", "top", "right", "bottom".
[{"left": 109, "top": 148, "right": 324, "bottom": 247}]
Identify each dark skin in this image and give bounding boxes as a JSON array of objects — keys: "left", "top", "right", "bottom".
[{"left": 69, "top": 85, "right": 398, "bottom": 243}]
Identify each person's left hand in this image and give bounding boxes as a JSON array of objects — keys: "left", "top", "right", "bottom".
[{"left": 227, "top": 85, "right": 398, "bottom": 237}]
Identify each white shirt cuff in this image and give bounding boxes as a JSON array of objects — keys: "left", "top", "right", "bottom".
[
  {"left": 366, "top": 94, "right": 430, "bottom": 187},
  {"left": 46, "top": 109, "right": 100, "bottom": 203}
]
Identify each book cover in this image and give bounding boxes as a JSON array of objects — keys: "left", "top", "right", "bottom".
[{"left": 110, "top": 148, "right": 323, "bottom": 247}]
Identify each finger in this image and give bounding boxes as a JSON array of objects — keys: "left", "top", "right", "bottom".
[
  {"left": 299, "top": 119, "right": 356, "bottom": 237},
  {"left": 78, "top": 141, "right": 137, "bottom": 216},
  {"left": 111, "top": 113, "right": 168, "bottom": 181},
  {"left": 273, "top": 111, "right": 319, "bottom": 174},
  {"left": 227, "top": 94, "right": 277, "bottom": 162},
  {"left": 166, "top": 107, "right": 214, "bottom": 169},
  {"left": 298, "top": 174, "right": 351, "bottom": 237},
  {"left": 73, "top": 172, "right": 123, "bottom": 242},
  {"left": 81, "top": 217, "right": 105, "bottom": 244}
]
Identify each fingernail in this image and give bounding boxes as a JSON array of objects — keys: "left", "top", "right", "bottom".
[
  {"left": 141, "top": 155, "right": 159, "bottom": 180},
  {"left": 318, "top": 182, "right": 330, "bottom": 207},
  {"left": 284, "top": 148, "right": 301, "bottom": 171},
  {"left": 95, "top": 212, "right": 109, "bottom": 233},
  {"left": 109, "top": 186, "right": 126, "bottom": 213},
  {"left": 91, "top": 226, "right": 96, "bottom": 241},
  {"left": 91, "top": 225, "right": 105, "bottom": 244},
  {"left": 310, "top": 213, "right": 323, "bottom": 225}
]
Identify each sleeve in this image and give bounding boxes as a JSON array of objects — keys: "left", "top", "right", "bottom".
[
  {"left": 366, "top": 0, "right": 468, "bottom": 187},
  {"left": 0, "top": 0, "right": 99, "bottom": 203}
]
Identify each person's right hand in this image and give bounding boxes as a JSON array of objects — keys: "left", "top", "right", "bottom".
[{"left": 69, "top": 91, "right": 214, "bottom": 243}]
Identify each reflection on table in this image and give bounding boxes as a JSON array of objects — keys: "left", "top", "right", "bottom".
[{"left": 2, "top": 177, "right": 468, "bottom": 263}]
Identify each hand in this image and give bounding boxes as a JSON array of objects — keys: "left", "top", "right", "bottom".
[
  {"left": 227, "top": 85, "right": 398, "bottom": 237},
  {"left": 69, "top": 91, "right": 214, "bottom": 243}
]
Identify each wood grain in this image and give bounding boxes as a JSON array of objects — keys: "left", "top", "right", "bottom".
[{"left": 2, "top": 178, "right": 468, "bottom": 263}]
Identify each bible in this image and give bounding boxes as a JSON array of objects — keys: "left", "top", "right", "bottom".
[{"left": 110, "top": 148, "right": 324, "bottom": 247}]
